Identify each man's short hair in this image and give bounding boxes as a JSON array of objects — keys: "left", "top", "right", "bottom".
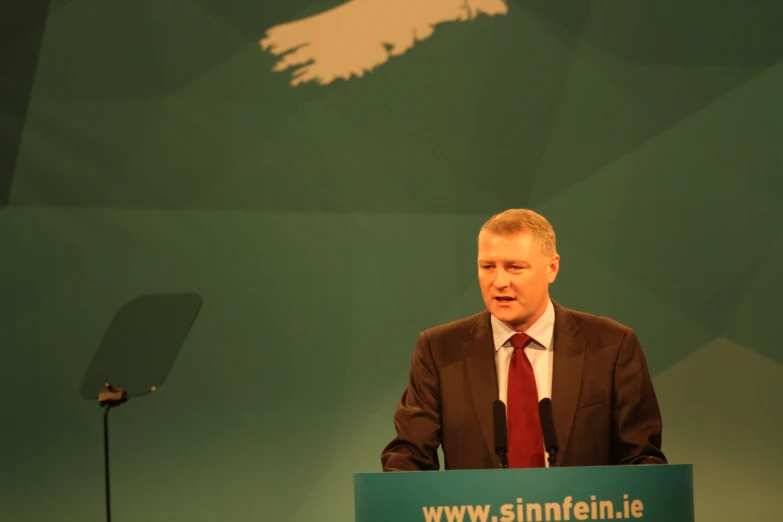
[{"left": 479, "top": 209, "right": 557, "bottom": 258}]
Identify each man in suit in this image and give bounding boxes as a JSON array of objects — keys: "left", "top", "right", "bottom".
[{"left": 381, "top": 209, "right": 666, "bottom": 470}]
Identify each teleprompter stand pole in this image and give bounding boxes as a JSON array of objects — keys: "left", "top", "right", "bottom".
[{"left": 98, "top": 383, "right": 129, "bottom": 522}]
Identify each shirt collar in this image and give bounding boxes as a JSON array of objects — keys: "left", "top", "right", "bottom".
[{"left": 490, "top": 298, "right": 555, "bottom": 351}]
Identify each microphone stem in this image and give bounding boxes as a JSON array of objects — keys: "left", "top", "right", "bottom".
[{"left": 547, "top": 450, "right": 557, "bottom": 468}]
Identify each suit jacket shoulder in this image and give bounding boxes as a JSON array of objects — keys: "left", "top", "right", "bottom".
[
  {"left": 420, "top": 311, "right": 490, "bottom": 366},
  {"left": 423, "top": 311, "right": 485, "bottom": 338},
  {"left": 558, "top": 303, "right": 636, "bottom": 343}
]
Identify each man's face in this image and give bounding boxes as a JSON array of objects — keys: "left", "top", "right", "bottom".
[{"left": 477, "top": 231, "right": 560, "bottom": 331}]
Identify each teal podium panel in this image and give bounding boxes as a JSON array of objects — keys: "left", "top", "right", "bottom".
[{"left": 355, "top": 464, "right": 693, "bottom": 522}]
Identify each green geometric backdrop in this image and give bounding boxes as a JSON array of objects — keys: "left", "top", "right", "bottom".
[{"left": 2, "top": 1, "right": 781, "bottom": 521}]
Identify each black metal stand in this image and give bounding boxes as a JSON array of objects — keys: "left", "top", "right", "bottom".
[
  {"left": 98, "top": 384, "right": 129, "bottom": 522},
  {"left": 547, "top": 449, "right": 557, "bottom": 468},
  {"left": 497, "top": 449, "right": 508, "bottom": 469}
]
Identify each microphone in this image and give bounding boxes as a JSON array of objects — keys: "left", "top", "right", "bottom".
[
  {"left": 492, "top": 399, "right": 509, "bottom": 468},
  {"left": 538, "top": 398, "right": 558, "bottom": 467}
]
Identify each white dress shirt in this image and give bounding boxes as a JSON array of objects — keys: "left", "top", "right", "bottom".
[{"left": 491, "top": 298, "right": 555, "bottom": 466}]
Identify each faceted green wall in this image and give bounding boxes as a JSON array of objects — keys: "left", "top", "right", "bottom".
[{"left": 2, "top": 2, "right": 781, "bottom": 521}]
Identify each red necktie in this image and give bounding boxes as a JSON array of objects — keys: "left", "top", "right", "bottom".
[{"left": 506, "top": 333, "right": 545, "bottom": 468}]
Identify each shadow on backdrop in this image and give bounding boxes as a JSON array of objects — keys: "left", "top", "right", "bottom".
[{"left": 0, "top": 0, "right": 54, "bottom": 206}]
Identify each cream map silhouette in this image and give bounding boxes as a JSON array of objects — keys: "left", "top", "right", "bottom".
[{"left": 260, "top": 0, "right": 509, "bottom": 86}]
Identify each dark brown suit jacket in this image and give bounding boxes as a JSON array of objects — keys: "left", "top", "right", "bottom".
[{"left": 381, "top": 301, "right": 667, "bottom": 470}]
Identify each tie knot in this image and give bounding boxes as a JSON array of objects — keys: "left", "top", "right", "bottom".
[{"left": 510, "top": 333, "right": 531, "bottom": 350}]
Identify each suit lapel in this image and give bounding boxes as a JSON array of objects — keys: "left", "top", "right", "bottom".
[
  {"left": 550, "top": 302, "right": 585, "bottom": 466},
  {"left": 463, "top": 312, "right": 499, "bottom": 463}
]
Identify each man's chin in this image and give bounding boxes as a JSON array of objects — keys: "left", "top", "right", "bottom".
[{"left": 489, "top": 306, "right": 522, "bottom": 325}]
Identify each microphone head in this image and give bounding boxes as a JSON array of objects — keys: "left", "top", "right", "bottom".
[
  {"left": 538, "top": 398, "right": 558, "bottom": 453},
  {"left": 493, "top": 399, "right": 507, "bottom": 453}
]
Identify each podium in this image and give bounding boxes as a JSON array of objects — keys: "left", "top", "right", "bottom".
[{"left": 354, "top": 464, "right": 693, "bottom": 522}]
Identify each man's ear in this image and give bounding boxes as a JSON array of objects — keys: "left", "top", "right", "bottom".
[{"left": 547, "top": 254, "right": 560, "bottom": 284}]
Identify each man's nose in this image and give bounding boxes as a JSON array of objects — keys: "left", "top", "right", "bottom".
[{"left": 493, "top": 270, "right": 510, "bottom": 287}]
